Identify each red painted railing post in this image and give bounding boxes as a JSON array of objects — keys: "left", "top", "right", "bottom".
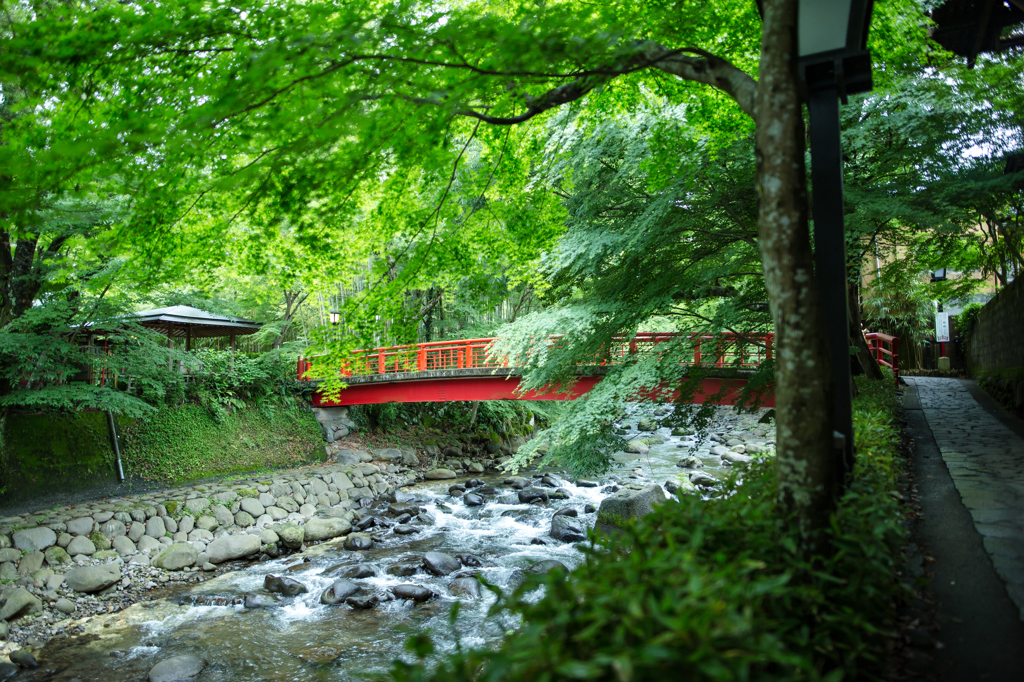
[
  {"left": 891, "top": 337, "right": 900, "bottom": 385},
  {"left": 465, "top": 343, "right": 473, "bottom": 368},
  {"left": 378, "top": 350, "right": 385, "bottom": 374},
  {"left": 629, "top": 338, "right": 638, "bottom": 355},
  {"left": 694, "top": 339, "right": 702, "bottom": 365},
  {"left": 765, "top": 335, "right": 773, "bottom": 361},
  {"left": 418, "top": 347, "right": 426, "bottom": 372}
]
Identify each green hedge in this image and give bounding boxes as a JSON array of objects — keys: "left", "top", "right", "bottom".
[
  {"left": 120, "top": 400, "right": 324, "bottom": 484},
  {"left": 391, "top": 374, "right": 904, "bottom": 681}
]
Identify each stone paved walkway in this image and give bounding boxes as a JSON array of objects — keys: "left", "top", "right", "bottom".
[{"left": 911, "top": 377, "right": 1024, "bottom": 619}]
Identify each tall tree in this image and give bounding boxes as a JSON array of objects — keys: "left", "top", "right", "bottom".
[{"left": 2, "top": 0, "right": 933, "bottom": 528}]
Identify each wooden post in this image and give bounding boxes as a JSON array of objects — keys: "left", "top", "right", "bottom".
[
  {"left": 167, "top": 323, "right": 174, "bottom": 371},
  {"left": 230, "top": 333, "right": 236, "bottom": 371}
]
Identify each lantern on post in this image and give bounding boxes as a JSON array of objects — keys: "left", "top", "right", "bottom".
[{"left": 329, "top": 310, "right": 341, "bottom": 326}]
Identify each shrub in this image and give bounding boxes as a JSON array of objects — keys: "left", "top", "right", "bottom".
[{"left": 389, "top": 375, "right": 904, "bottom": 681}]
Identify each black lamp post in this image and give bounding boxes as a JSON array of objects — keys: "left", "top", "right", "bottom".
[{"left": 800, "top": 0, "right": 875, "bottom": 482}]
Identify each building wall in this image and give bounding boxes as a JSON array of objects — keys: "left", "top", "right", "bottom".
[{"left": 968, "top": 274, "right": 1024, "bottom": 382}]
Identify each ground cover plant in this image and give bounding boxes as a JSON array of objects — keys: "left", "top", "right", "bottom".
[{"left": 389, "top": 374, "right": 904, "bottom": 681}]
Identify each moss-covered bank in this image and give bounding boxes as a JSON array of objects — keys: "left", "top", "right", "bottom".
[
  {"left": 120, "top": 401, "right": 324, "bottom": 483},
  {"left": 0, "top": 401, "right": 324, "bottom": 509}
]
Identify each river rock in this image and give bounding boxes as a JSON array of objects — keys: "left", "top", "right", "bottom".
[
  {"left": 89, "top": 530, "right": 112, "bottom": 551},
  {"left": 270, "top": 525, "right": 301, "bottom": 550},
  {"left": 449, "top": 576, "right": 482, "bottom": 599},
  {"left": 99, "top": 519, "right": 127, "bottom": 538},
  {"left": 17, "top": 550, "right": 43, "bottom": 575},
  {"left": 153, "top": 542, "right": 198, "bottom": 570},
  {"left": 553, "top": 507, "right": 578, "bottom": 518},
  {"left": 148, "top": 654, "right": 206, "bottom": 682},
  {"left": 145, "top": 516, "right": 166, "bottom": 538},
  {"left": 424, "top": 552, "right": 460, "bottom": 576},
  {"left": 625, "top": 440, "right": 650, "bottom": 454},
  {"left": 240, "top": 498, "right": 265, "bottom": 518},
  {"left": 637, "top": 419, "right": 658, "bottom": 432},
  {"left": 9, "top": 649, "right": 37, "bottom": 669},
  {"left": 346, "top": 594, "right": 379, "bottom": 609},
  {"left": 424, "top": 469, "right": 457, "bottom": 480},
  {"left": 264, "top": 574, "right": 308, "bottom": 596},
  {"left": 12, "top": 527, "right": 56, "bottom": 552},
  {"left": 722, "top": 451, "right": 753, "bottom": 465},
  {"left": 66, "top": 517, "right": 94, "bottom": 536},
  {"left": 0, "top": 663, "right": 15, "bottom": 680},
  {"left": 463, "top": 492, "right": 485, "bottom": 507},
  {"left": 709, "top": 445, "right": 731, "bottom": 457},
  {"left": 66, "top": 535, "right": 96, "bottom": 556},
  {"left": 54, "top": 597, "right": 76, "bottom": 615},
  {"left": 518, "top": 489, "right": 548, "bottom": 504},
  {"left": 128, "top": 521, "right": 146, "bottom": 542},
  {"left": 206, "top": 534, "right": 261, "bottom": 563},
  {"left": 65, "top": 563, "right": 121, "bottom": 593},
  {"left": 320, "top": 579, "right": 360, "bottom": 605},
  {"left": 550, "top": 515, "right": 587, "bottom": 542},
  {"left": 212, "top": 505, "right": 234, "bottom": 527},
  {"left": 243, "top": 593, "right": 275, "bottom": 608},
  {"left": 138, "top": 535, "right": 162, "bottom": 552},
  {"left": 507, "top": 560, "right": 568, "bottom": 591},
  {"left": 597, "top": 484, "right": 667, "bottom": 533},
  {"left": 44, "top": 545, "right": 70, "bottom": 565},
  {"left": 676, "top": 456, "right": 703, "bottom": 468},
  {"left": 387, "top": 563, "right": 421, "bottom": 576},
  {"left": 393, "top": 584, "right": 433, "bottom": 602},
  {"left": 394, "top": 524, "right": 420, "bottom": 535},
  {"left": 339, "top": 564, "right": 375, "bottom": 579},
  {"left": 304, "top": 517, "right": 351, "bottom": 542},
  {"left": 689, "top": 471, "right": 718, "bottom": 487},
  {"left": 0, "top": 588, "right": 41, "bottom": 621},
  {"left": 344, "top": 533, "right": 372, "bottom": 550}
]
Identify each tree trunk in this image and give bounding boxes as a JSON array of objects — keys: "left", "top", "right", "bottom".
[
  {"left": 756, "top": 0, "right": 837, "bottom": 531},
  {"left": 849, "top": 279, "right": 884, "bottom": 380}
]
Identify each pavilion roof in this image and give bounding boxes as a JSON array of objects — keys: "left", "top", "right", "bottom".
[{"left": 132, "top": 306, "right": 261, "bottom": 338}]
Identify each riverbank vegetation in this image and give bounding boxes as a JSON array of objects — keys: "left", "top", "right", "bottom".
[{"left": 390, "top": 375, "right": 903, "bottom": 681}]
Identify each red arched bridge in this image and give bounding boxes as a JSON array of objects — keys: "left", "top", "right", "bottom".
[{"left": 297, "top": 332, "right": 899, "bottom": 408}]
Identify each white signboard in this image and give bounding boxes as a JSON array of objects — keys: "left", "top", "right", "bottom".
[{"left": 935, "top": 312, "right": 951, "bottom": 343}]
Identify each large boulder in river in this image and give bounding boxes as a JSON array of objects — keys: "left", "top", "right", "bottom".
[
  {"left": 449, "top": 576, "right": 483, "bottom": 599},
  {"left": 597, "top": 484, "right": 667, "bottom": 534},
  {"left": 507, "top": 560, "right": 568, "bottom": 591},
  {"left": 303, "top": 517, "right": 351, "bottom": 542},
  {"left": 206, "top": 534, "right": 261, "bottom": 563},
  {"left": 393, "top": 584, "right": 433, "bottom": 602},
  {"left": 424, "top": 468, "right": 457, "bottom": 480},
  {"left": 320, "top": 579, "right": 360, "bottom": 605},
  {"left": 264, "top": 574, "right": 308, "bottom": 596},
  {"left": 423, "top": 552, "right": 461, "bottom": 576},
  {"left": 550, "top": 515, "right": 587, "bottom": 543},
  {"left": 65, "top": 563, "right": 121, "bottom": 593},
  {"left": 148, "top": 655, "right": 206, "bottom": 682}
]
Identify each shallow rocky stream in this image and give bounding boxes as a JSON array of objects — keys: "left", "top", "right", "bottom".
[{"left": 16, "top": 405, "right": 773, "bottom": 681}]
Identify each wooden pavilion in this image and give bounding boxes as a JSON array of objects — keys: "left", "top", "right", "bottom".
[{"left": 132, "top": 305, "right": 262, "bottom": 354}]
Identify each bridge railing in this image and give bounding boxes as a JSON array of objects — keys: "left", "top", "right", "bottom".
[
  {"left": 864, "top": 332, "right": 900, "bottom": 384},
  {"left": 297, "top": 332, "right": 775, "bottom": 381}
]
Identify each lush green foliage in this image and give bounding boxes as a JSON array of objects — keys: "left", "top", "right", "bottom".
[
  {"left": 119, "top": 400, "right": 322, "bottom": 483},
  {"left": 389, "top": 374, "right": 904, "bottom": 681}
]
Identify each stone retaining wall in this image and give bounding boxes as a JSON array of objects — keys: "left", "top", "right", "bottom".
[{"left": 968, "top": 276, "right": 1024, "bottom": 387}]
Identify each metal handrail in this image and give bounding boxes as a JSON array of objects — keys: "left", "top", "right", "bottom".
[
  {"left": 297, "top": 332, "right": 776, "bottom": 381},
  {"left": 864, "top": 332, "right": 901, "bottom": 385}
]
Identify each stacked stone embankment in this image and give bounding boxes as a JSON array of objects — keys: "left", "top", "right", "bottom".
[{"left": 0, "top": 437, "right": 524, "bottom": 663}]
